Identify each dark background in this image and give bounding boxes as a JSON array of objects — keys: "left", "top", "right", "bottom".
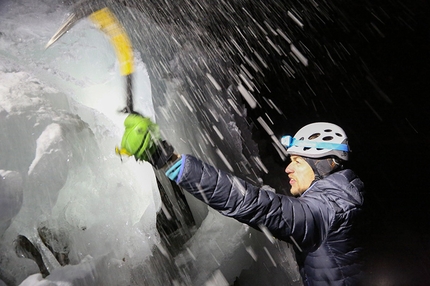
[{"left": 249, "top": 0, "right": 430, "bottom": 283}]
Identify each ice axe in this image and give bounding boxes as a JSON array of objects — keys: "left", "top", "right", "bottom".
[
  {"left": 45, "top": 2, "right": 135, "bottom": 114},
  {"left": 46, "top": 4, "right": 196, "bottom": 248}
]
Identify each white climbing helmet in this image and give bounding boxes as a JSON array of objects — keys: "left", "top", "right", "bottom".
[{"left": 281, "top": 122, "right": 350, "bottom": 161}]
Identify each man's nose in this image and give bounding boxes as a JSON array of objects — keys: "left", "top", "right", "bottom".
[{"left": 285, "top": 164, "right": 293, "bottom": 174}]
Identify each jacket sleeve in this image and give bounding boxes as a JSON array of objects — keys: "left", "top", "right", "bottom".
[{"left": 175, "top": 155, "right": 332, "bottom": 252}]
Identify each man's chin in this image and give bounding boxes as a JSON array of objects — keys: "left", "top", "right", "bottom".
[{"left": 290, "top": 188, "right": 299, "bottom": 196}]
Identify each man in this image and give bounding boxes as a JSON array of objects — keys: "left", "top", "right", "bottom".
[{"left": 116, "top": 114, "right": 365, "bottom": 285}]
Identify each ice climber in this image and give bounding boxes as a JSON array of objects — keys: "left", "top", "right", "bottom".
[{"left": 116, "top": 113, "right": 365, "bottom": 286}]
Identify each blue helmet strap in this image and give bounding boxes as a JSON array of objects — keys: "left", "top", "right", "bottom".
[
  {"left": 303, "top": 157, "right": 340, "bottom": 180},
  {"left": 281, "top": 136, "right": 349, "bottom": 152}
]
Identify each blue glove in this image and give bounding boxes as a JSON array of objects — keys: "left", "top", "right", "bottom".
[{"left": 165, "top": 157, "right": 184, "bottom": 182}]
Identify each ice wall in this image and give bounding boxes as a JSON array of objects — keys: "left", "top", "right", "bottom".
[
  {"left": 0, "top": 56, "right": 163, "bottom": 285},
  {"left": 0, "top": 0, "right": 162, "bottom": 284}
]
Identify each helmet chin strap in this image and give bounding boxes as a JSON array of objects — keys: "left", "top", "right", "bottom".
[{"left": 304, "top": 157, "right": 340, "bottom": 180}]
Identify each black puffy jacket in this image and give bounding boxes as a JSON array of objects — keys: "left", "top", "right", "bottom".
[{"left": 174, "top": 155, "right": 365, "bottom": 285}]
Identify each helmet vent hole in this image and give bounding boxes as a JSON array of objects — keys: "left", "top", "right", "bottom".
[
  {"left": 324, "top": 129, "right": 332, "bottom": 132},
  {"left": 335, "top": 133, "right": 343, "bottom": 137},
  {"left": 322, "top": 136, "right": 333, "bottom": 141},
  {"left": 308, "top": 133, "right": 320, "bottom": 140}
]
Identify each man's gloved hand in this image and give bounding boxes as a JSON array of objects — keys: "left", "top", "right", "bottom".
[{"left": 116, "top": 114, "right": 175, "bottom": 169}]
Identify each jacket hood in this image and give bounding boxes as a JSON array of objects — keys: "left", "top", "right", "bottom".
[{"left": 307, "top": 169, "right": 364, "bottom": 209}]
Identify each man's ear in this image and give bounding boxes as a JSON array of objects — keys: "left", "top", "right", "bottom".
[{"left": 333, "top": 158, "right": 344, "bottom": 167}]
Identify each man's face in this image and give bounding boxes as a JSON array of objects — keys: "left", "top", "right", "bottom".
[{"left": 285, "top": 155, "right": 315, "bottom": 196}]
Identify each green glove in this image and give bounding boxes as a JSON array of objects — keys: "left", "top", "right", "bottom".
[
  {"left": 116, "top": 114, "right": 160, "bottom": 162},
  {"left": 116, "top": 114, "right": 176, "bottom": 169}
]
